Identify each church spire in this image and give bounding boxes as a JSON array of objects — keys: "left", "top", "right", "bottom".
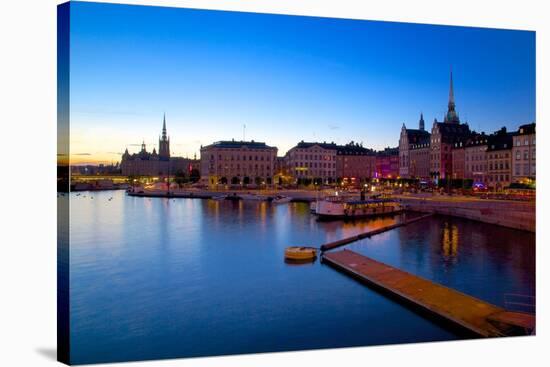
[
  {"left": 419, "top": 112, "right": 425, "bottom": 131},
  {"left": 449, "top": 70, "right": 455, "bottom": 108},
  {"left": 444, "top": 69, "right": 460, "bottom": 124},
  {"left": 162, "top": 113, "right": 167, "bottom": 140},
  {"left": 159, "top": 113, "right": 170, "bottom": 160}
]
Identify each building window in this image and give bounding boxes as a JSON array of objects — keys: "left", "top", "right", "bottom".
[
  {"left": 516, "top": 151, "right": 521, "bottom": 160},
  {"left": 524, "top": 150, "right": 529, "bottom": 160}
]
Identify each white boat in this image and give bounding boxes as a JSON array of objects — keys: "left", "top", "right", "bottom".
[
  {"left": 240, "top": 193, "right": 269, "bottom": 201},
  {"left": 212, "top": 194, "right": 227, "bottom": 201},
  {"left": 316, "top": 197, "right": 402, "bottom": 220},
  {"left": 272, "top": 195, "right": 292, "bottom": 204}
]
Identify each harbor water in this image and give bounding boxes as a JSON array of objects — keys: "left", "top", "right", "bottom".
[{"left": 67, "top": 190, "right": 535, "bottom": 364}]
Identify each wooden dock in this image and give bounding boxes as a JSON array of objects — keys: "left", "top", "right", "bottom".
[
  {"left": 322, "top": 249, "right": 535, "bottom": 337},
  {"left": 320, "top": 213, "right": 433, "bottom": 252}
]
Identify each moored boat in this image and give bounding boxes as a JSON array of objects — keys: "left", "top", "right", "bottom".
[
  {"left": 316, "top": 198, "right": 402, "bottom": 220},
  {"left": 240, "top": 193, "right": 269, "bottom": 201},
  {"left": 284, "top": 246, "right": 317, "bottom": 262},
  {"left": 272, "top": 195, "right": 292, "bottom": 204}
]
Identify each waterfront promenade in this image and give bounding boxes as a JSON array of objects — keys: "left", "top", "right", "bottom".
[
  {"left": 127, "top": 187, "right": 535, "bottom": 231},
  {"left": 396, "top": 194, "right": 535, "bottom": 232}
]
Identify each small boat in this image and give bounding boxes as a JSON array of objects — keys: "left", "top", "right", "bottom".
[
  {"left": 284, "top": 246, "right": 317, "bottom": 262},
  {"left": 310, "top": 201, "right": 317, "bottom": 213},
  {"left": 272, "top": 195, "right": 292, "bottom": 204},
  {"left": 240, "top": 193, "right": 269, "bottom": 201},
  {"left": 212, "top": 194, "right": 227, "bottom": 201},
  {"left": 316, "top": 197, "right": 402, "bottom": 220}
]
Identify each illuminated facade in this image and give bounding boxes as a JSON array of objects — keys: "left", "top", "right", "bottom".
[
  {"left": 285, "top": 141, "right": 338, "bottom": 183},
  {"left": 200, "top": 140, "right": 277, "bottom": 186},
  {"left": 375, "top": 147, "right": 399, "bottom": 179},
  {"left": 486, "top": 128, "right": 513, "bottom": 190},
  {"left": 398, "top": 113, "right": 430, "bottom": 178},
  {"left": 336, "top": 143, "right": 377, "bottom": 182},
  {"left": 464, "top": 133, "right": 488, "bottom": 184},
  {"left": 512, "top": 123, "right": 536, "bottom": 183}
]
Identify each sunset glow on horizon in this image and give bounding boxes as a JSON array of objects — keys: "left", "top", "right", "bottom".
[{"left": 68, "top": 2, "right": 535, "bottom": 165}]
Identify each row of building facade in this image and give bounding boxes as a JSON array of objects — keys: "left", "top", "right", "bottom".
[
  {"left": 120, "top": 72, "right": 535, "bottom": 190},
  {"left": 199, "top": 139, "right": 398, "bottom": 186},
  {"left": 398, "top": 72, "right": 536, "bottom": 189},
  {"left": 120, "top": 115, "right": 399, "bottom": 186}
]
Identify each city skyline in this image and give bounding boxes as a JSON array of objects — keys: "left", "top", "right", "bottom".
[{"left": 69, "top": 2, "right": 535, "bottom": 165}]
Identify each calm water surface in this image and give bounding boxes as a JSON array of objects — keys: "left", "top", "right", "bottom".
[{"left": 68, "top": 190, "right": 535, "bottom": 364}]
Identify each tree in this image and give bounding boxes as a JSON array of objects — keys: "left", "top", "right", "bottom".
[
  {"left": 243, "top": 176, "right": 250, "bottom": 185},
  {"left": 189, "top": 168, "right": 200, "bottom": 183},
  {"left": 231, "top": 177, "right": 240, "bottom": 185},
  {"left": 174, "top": 169, "right": 187, "bottom": 188}
]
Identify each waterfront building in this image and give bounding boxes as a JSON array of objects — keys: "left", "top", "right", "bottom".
[
  {"left": 121, "top": 115, "right": 198, "bottom": 176},
  {"left": 200, "top": 139, "right": 277, "bottom": 186},
  {"left": 451, "top": 142, "right": 466, "bottom": 180},
  {"left": 335, "top": 142, "right": 376, "bottom": 183},
  {"left": 486, "top": 128, "right": 513, "bottom": 190},
  {"left": 375, "top": 147, "right": 399, "bottom": 179},
  {"left": 512, "top": 123, "right": 536, "bottom": 183},
  {"left": 429, "top": 72, "right": 471, "bottom": 182},
  {"left": 408, "top": 138, "right": 431, "bottom": 180},
  {"left": 398, "top": 113, "right": 430, "bottom": 178},
  {"left": 285, "top": 141, "right": 338, "bottom": 183},
  {"left": 464, "top": 133, "right": 489, "bottom": 185}
]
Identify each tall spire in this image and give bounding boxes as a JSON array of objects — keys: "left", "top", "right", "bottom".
[
  {"left": 444, "top": 69, "right": 460, "bottom": 124},
  {"left": 162, "top": 113, "right": 167, "bottom": 140},
  {"left": 419, "top": 112, "right": 425, "bottom": 131},
  {"left": 159, "top": 113, "right": 170, "bottom": 160},
  {"left": 449, "top": 70, "right": 455, "bottom": 107}
]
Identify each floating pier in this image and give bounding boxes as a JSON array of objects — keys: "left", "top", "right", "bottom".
[
  {"left": 320, "top": 213, "right": 433, "bottom": 252},
  {"left": 322, "top": 249, "right": 535, "bottom": 337}
]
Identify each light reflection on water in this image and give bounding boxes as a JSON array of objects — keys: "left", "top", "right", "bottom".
[{"left": 67, "top": 190, "right": 535, "bottom": 364}]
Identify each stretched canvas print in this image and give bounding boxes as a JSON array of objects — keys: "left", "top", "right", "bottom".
[{"left": 57, "top": 1, "right": 536, "bottom": 365}]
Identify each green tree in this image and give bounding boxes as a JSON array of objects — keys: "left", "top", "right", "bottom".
[
  {"left": 174, "top": 169, "right": 188, "bottom": 188},
  {"left": 189, "top": 168, "right": 200, "bottom": 183}
]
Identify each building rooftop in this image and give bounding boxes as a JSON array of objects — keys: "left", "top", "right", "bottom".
[
  {"left": 204, "top": 140, "right": 276, "bottom": 150},
  {"left": 406, "top": 129, "right": 431, "bottom": 145},
  {"left": 295, "top": 141, "right": 340, "bottom": 150},
  {"left": 487, "top": 131, "right": 514, "bottom": 152},
  {"left": 336, "top": 142, "right": 376, "bottom": 156},
  {"left": 517, "top": 122, "right": 536, "bottom": 135}
]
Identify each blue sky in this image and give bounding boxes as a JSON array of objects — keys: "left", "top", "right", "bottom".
[{"left": 68, "top": 1, "right": 535, "bottom": 163}]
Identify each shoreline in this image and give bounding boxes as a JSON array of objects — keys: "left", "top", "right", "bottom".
[{"left": 118, "top": 189, "right": 535, "bottom": 232}]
